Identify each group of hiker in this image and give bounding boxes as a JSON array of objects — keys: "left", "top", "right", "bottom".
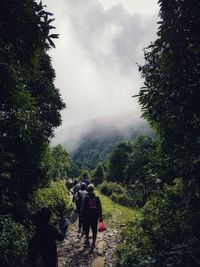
[
  {"left": 28, "top": 174, "right": 104, "bottom": 267},
  {"left": 69, "top": 175, "right": 103, "bottom": 249}
]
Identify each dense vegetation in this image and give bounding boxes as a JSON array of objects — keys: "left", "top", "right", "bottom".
[
  {"left": 115, "top": 0, "right": 200, "bottom": 266},
  {"left": 72, "top": 123, "right": 153, "bottom": 169},
  {"left": 0, "top": 0, "right": 65, "bottom": 217},
  {"left": 95, "top": 135, "right": 157, "bottom": 207},
  {"left": 0, "top": 1, "right": 72, "bottom": 266}
]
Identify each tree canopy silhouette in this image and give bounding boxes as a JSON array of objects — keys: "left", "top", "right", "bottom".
[
  {"left": 138, "top": 0, "right": 200, "bottom": 183},
  {"left": 0, "top": 0, "right": 65, "bottom": 220}
]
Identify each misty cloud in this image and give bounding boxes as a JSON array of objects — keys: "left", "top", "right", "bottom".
[
  {"left": 65, "top": 0, "right": 158, "bottom": 73},
  {"left": 41, "top": 0, "right": 159, "bottom": 134}
]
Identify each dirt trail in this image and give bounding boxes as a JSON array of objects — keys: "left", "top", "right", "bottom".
[{"left": 58, "top": 224, "right": 120, "bottom": 267}]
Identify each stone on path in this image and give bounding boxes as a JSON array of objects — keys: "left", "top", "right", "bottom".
[
  {"left": 91, "top": 256, "right": 105, "bottom": 267},
  {"left": 58, "top": 225, "right": 119, "bottom": 267},
  {"left": 97, "top": 240, "right": 107, "bottom": 251}
]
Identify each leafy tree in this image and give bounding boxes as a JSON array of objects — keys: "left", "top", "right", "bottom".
[
  {"left": 126, "top": 136, "right": 156, "bottom": 202},
  {"left": 117, "top": 0, "right": 200, "bottom": 265},
  {"left": 69, "top": 162, "right": 81, "bottom": 178},
  {"left": 138, "top": 0, "right": 200, "bottom": 183},
  {"left": 0, "top": 0, "right": 65, "bottom": 219},
  {"left": 108, "top": 141, "right": 133, "bottom": 183},
  {"left": 50, "top": 145, "right": 71, "bottom": 180},
  {"left": 72, "top": 124, "right": 152, "bottom": 170},
  {"left": 92, "top": 162, "right": 105, "bottom": 185}
]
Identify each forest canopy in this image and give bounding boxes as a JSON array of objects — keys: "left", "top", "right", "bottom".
[{"left": 0, "top": 0, "right": 65, "bottom": 228}]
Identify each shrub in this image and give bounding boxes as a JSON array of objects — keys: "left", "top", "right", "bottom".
[
  {"left": 99, "top": 181, "right": 125, "bottom": 196},
  {"left": 116, "top": 216, "right": 155, "bottom": 267},
  {"left": 111, "top": 192, "right": 133, "bottom": 207},
  {"left": 27, "top": 179, "right": 73, "bottom": 220},
  {"left": 0, "top": 216, "right": 28, "bottom": 267},
  {"left": 99, "top": 181, "right": 140, "bottom": 207},
  {"left": 116, "top": 178, "right": 200, "bottom": 266}
]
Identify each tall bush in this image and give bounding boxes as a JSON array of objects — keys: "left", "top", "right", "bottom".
[
  {"left": 0, "top": 216, "right": 28, "bottom": 267},
  {"left": 0, "top": 0, "right": 65, "bottom": 220},
  {"left": 27, "top": 180, "right": 73, "bottom": 219},
  {"left": 116, "top": 179, "right": 200, "bottom": 266}
]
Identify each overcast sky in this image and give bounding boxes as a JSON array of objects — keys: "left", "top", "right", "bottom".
[{"left": 42, "top": 0, "right": 159, "bottom": 130}]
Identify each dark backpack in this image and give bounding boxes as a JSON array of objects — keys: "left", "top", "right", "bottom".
[{"left": 86, "top": 196, "right": 100, "bottom": 217}]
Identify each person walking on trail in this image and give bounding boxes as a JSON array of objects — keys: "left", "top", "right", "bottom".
[
  {"left": 28, "top": 207, "right": 68, "bottom": 267},
  {"left": 65, "top": 177, "right": 73, "bottom": 195},
  {"left": 72, "top": 179, "right": 80, "bottom": 203},
  {"left": 74, "top": 182, "right": 88, "bottom": 234},
  {"left": 80, "top": 174, "right": 90, "bottom": 187},
  {"left": 82, "top": 184, "right": 103, "bottom": 250}
]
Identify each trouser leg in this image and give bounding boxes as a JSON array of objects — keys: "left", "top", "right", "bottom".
[
  {"left": 91, "top": 219, "right": 98, "bottom": 245},
  {"left": 78, "top": 214, "right": 82, "bottom": 230},
  {"left": 43, "top": 254, "right": 58, "bottom": 267},
  {"left": 85, "top": 222, "right": 90, "bottom": 240},
  {"left": 82, "top": 216, "right": 87, "bottom": 234}
]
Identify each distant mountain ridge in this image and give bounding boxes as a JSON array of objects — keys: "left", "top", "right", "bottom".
[{"left": 52, "top": 112, "right": 153, "bottom": 169}]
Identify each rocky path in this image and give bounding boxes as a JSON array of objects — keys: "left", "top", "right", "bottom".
[{"left": 58, "top": 224, "right": 120, "bottom": 267}]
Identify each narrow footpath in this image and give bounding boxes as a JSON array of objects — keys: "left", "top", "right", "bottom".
[
  {"left": 58, "top": 224, "right": 119, "bottom": 267},
  {"left": 58, "top": 191, "right": 138, "bottom": 267}
]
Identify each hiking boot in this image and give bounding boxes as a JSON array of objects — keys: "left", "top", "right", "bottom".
[
  {"left": 91, "top": 243, "right": 95, "bottom": 250},
  {"left": 84, "top": 239, "right": 90, "bottom": 247},
  {"left": 82, "top": 231, "right": 86, "bottom": 236}
]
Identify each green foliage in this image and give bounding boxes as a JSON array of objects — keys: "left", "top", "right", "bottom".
[
  {"left": 102, "top": 135, "right": 156, "bottom": 206},
  {"left": 69, "top": 162, "right": 81, "bottom": 178},
  {"left": 0, "top": 1, "right": 69, "bottom": 265},
  {"left": 0, "top": 180, "right": 72, "bottom": 266},
  {"left": 0, "top": 0, "right": 65, "bottom": 220},
  {"left": 110, "top": 192, "right": 133, "bottom": 207},
  {"left": 92, "top": 162, "right": 105, "bottom": 185},
  {"left": 72, "top": 124, "right": 152, "bottom": 170},
  {"left": 116, "top": 179, "right": 200, "bottom": 266},
  {"left": 138, "top": 0, "right": 200, "bottom": 181},
  {"left": 108, "top": 141, "right": 133, "bottom": 183},
  {"left": 97, "top": 189, "right": 139, "bottom": 229},
  {"left": 50, "top": 145, "right": 71, "bottom": 179},
  {"left": 115, "top": 1, "right": 200, "bottom": 265},
  {"left": 42, "top": 144, "right": 72, "bottom": 180},
  {"left": 0, "top": 216, "right": 28, "bottom": 267},
  {"left": 99, "top": 181, "right": 136, "bottom": 207},
  {"left": 99, "top": 181, "right": 125, "bottom": 196},
  {"left": 27, "top": 180, "right": 73, "bottom": 219},
  {"left": 73, "top": 136, "right": 120, "bottom": 169},
  {"left": 126, "top": 136, "right": 157, "bottom": 203}
]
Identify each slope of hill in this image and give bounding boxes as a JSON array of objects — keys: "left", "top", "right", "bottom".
[{"left": 52, "top": 112, "right": 153, "bottom": 169}]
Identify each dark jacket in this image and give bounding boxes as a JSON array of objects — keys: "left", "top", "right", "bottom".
[
  {"left": 80, "top": 177, "right": 90, "bottom": 186},
  {"left": 28, "top": 223, "right": 67, "bottom": 267}
]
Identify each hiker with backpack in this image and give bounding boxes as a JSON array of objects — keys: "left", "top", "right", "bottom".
[
  {"left": 28, "top": 207, "right": 68, "bottom": 267},
  {"left": 65, "top": 177, "right": 73, "bottom": 195},
  {"left": 81, "top": 184, "right": 103, "bottom": 250},
  {"left": 74, "top": 182, "right": 88, "bottom": 234},
  {"left": 72, "top": 179, "right": 80, "bottom": 203},
  {"left": 80, "top": 174, "right": 90, "bottom": 187}
]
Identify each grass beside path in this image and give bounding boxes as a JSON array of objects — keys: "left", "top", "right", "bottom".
[{"left": 96, "top": 189, "right": 140, "bottom": 228}]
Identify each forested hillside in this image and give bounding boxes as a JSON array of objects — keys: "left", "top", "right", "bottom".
[{"left": 71, "top": 119, "right": 153, "bottom": 169}]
